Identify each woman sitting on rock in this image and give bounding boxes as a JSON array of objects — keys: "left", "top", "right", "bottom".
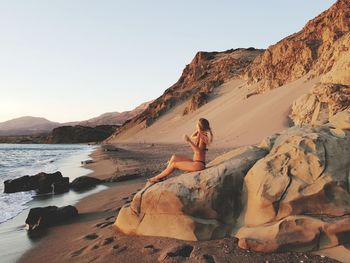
[{"left": 148, "top": 118, "right": 213, "bottom": 183}]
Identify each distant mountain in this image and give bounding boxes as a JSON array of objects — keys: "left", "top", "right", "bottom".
[
  {"left": 76, "top": 101, "right": 151, "bottom": 127},
  {"left": 0, "top": 101, "right": 151, "bottom": 136},
  {"left": 0, "top": 116, "right": 60, "bottom": 136}
]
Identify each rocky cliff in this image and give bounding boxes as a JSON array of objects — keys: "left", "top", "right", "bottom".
[
  {"left": 290, "top": 29, "right": 350, "bottom": 125},
  {"left": 46, "top": 125, "right": 118, "bottom": 144},
  {"left": 109, "top": 1, "right": 350, "bottom": 143},
  {"left": 245, "top": 0, "right": 350, "bottom": 92},
  {"left": 108, "top": 48, "right": 263, "bottom": 141}
]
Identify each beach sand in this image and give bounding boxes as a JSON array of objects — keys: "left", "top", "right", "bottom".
[
  {"left": 111, "top": 76, "right": 319, "bottom": 149},
  {"left": 18, "top": 144, "right": 346, "bottom": 263}
]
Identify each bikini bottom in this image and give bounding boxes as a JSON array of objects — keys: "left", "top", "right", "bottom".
[{"left": 194, "top": 160, "right": 206, "bottom": 166}]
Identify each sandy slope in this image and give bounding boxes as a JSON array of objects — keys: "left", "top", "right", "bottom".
[{"left": 113, "top": 76, "right": 319, "bottom": 148}]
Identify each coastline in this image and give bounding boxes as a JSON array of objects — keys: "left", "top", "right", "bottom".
[
  {"left": 0, "top": 144, "right": 104, "bottom": 263},
  {"left": 16, "top": 143, "right": 347, "bottom": 263}
]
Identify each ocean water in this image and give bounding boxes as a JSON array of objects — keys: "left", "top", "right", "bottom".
[{"left": 0, "top": 144, "right": 94, "bottom": 224}]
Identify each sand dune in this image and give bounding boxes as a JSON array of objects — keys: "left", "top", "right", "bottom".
[{"left": 113, "top": 76, "right": 319, "bottom": 148}]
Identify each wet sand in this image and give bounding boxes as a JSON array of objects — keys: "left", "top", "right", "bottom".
[
  {"left": 0, "top": 146, "right": 106, "bottom": 263},
  {"left": 19, "top": 144, "right": 344, "bottom": 263}
]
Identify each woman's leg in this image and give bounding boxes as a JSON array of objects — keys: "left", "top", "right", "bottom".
[
  {"left": 167, "top": 154, "right": 193, "bottom": 164},
  {"left": 149, "top": 159, "right": 204, "bottom": 182},
  {"left": 173, "top": 161, "right": 204, "bottom": 172}
]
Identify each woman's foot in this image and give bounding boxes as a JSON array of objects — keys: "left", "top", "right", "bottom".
[{"left": 148, "top": 176, "right": 164, "bottom": 183}]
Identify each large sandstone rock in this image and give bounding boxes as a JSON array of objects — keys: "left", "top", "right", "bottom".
[
  {"left": 290, "top": 84, "right": 350, "bottom": 125},
  {"left": 237, "top": 121, "right": 350, "bottom": 252},
  {"left": 114, "top": 146, "right": 268, "bottom": 240},
  {"left": 115, "top": 112, "right": 350, "bottom": 253},
  {"left": 329, "top": 110, "right": 350, "bottom": 130}
]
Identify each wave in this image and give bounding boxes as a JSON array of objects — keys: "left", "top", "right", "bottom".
[{"left": 0, "top": 144, "right": 94, "bottom": 224}]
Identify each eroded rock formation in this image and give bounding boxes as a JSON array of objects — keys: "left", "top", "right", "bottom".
[
  {"left": 114, "top": 146, "right": 268, "bottom": 240},
  {"left": 289, "top": 27, "right": 350, "bottom": 126},
  {"left": 290, "top": 83, "right": 350, "bottom": 125},
  {"left": 245, "top": 0, "right": 350, "bottom": 92},
  {"left": 114, "top": 111, "right": 350, "bottom": 253},
  {"left": 237, "top": 114, "right": 350, "bottom": 252}
]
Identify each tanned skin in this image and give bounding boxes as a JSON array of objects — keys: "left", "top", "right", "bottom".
[{"left": 148, "top": 122, "right": 208, "bottom": 183}]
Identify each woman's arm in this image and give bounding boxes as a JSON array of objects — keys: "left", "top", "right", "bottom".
[
  {"left": 184, "top": 135, "right": 200, "bottom": 152},
  {"left": 190, "top": 130, "right": 198, "bottom": 140}
]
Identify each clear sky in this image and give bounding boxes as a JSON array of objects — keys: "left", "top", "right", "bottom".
[{"left": 0, "top": 0, "right": 336, "bottom": 123}]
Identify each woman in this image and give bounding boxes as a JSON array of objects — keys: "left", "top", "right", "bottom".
[{"left": 148, "top": 118, "right": 213, "bottom": 183}]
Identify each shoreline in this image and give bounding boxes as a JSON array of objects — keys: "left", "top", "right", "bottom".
[
  {"left": 16, "top": 143, "right": 347, "bottom": 263},
  {"left": 0, "top": 144, "right": 103, "bottom": 263}
]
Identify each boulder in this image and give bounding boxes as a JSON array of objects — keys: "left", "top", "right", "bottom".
[
  {"left": 4, "top": 171, "right": 64, "bottom": 194},
  {"left": 237, "top": 124, "right": 350, "bottom": 252},
  {"left": 290, "top": 83, "right": 350, "bottom": 126},
  {"left": 70, "top": 176, "right": 103, "bottom": 191},
  {"left": 52, "top": 177, "right": 70, "bottom": 194},
  {"left": 329, "top": 110, "right": 350, "bottom": 130},
  {"left": 4, "top": 175, "right": 38, "bottom": 193},
  {"left": 25, "top": 205, "right": 78, "bottom": 233},
  {"left": 36, "top": 171, "right": 64, "bottom": 194},
  {"left": 114, "top": 146, "right": 268, "bottom": 241}
]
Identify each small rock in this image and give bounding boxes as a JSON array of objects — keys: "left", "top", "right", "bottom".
[
  {"left": 84, "top": 233, "right": 98, "bottom": 240},
  {"left": 102, "top": 237, "right": 114, "bottom": 245},
  {"left": 158, "top": 244, "right": 194, "bottom": 262},
  {"left": 70, "top": 176, "right": 103, "bottom": 191},
  {"left": 81, "top": 160, "right": 94, "bottom": 165}
]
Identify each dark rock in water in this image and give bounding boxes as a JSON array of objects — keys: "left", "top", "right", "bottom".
[
  {"left": 4, "top": 171, "right": 64, "bottom": 194},
  {"left": 52, "top": 177, "right": 70, "bottom": 194},
  {"left": 4, "top": 175, "right": 38, "bottom": 193},
  {"left": 25, "top": 205, "right": 78, "bottom": 234},
  {"left": 36, "top": 171, "right": 64, "bottom": 194},
  {"left": 70, "top": 176, "right": 103, "bottom": 191}
]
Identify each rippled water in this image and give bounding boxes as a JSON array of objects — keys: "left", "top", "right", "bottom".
[{"left": 0, "top": 144, "right": 94, "bottom": 224}]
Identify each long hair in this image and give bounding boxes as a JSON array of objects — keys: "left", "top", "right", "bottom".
[{"left": 196, "top": 118, "right": 213, "bottom": 146}]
